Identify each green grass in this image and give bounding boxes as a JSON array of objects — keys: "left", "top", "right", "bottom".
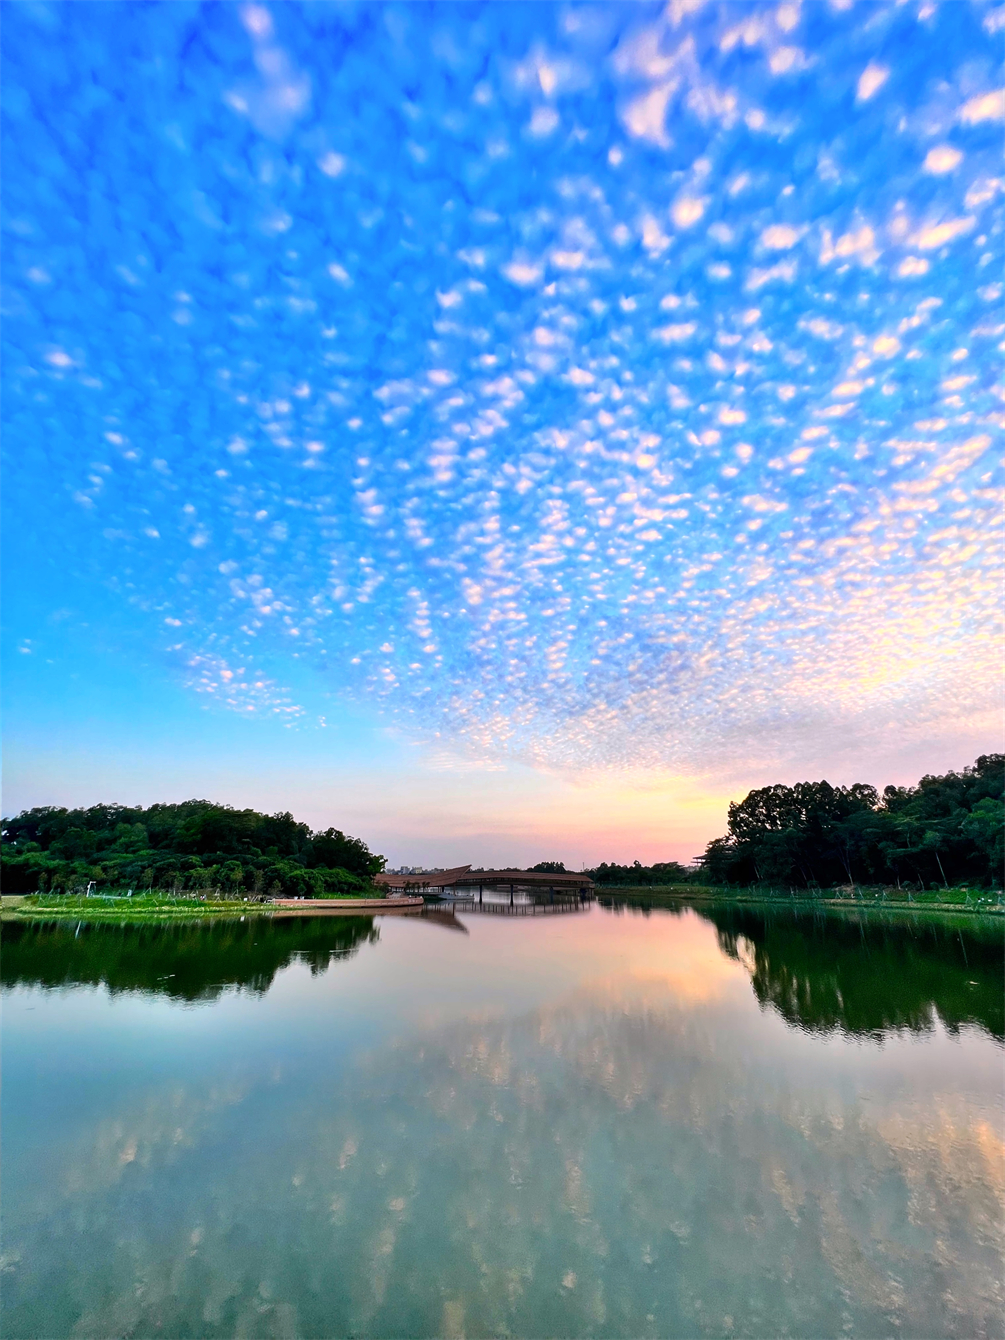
[
  {"left": 2, "top": 894, "right": 275, "bottom": 923},
  {"left": 2, "top": 889, "right": 392, "bottom": 924}
]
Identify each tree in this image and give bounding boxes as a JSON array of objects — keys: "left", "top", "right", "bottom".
[
  {"left": 51, "top": 827, "right": 97, "bottom": 861},
  {"left": 0, "top": 800, "right": 385, "bottom": 896},
  {"left": 309, "top": 828, "right": 385, "bottom": 878},
  {"left": 962, "top": 799, "right": 1005, "bottom": 882},
  {"left": 530, "top": 861, "right": 566, "bottom": 873},
  {"left": 700, "top": 757, "right": 1003, "bottom": 889},
  {"left": 587, "top": 859, "right": 691, "bottom": 887}
]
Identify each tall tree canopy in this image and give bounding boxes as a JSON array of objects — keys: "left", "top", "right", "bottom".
[
  {"left": 1, "top": 800, "right": 384, "bottom": 898},
  {"left": 698, "top": 755, "right": 1003, "bottom": 890}
]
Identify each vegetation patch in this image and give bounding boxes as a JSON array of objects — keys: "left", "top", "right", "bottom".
[
  {"left": 584, "top": 756, "right": 1002, "bottom": 897},
  {"left": 3, "top": 894, "right": 274, "bottom": 923},
  {"left": 1, "top": 800, "right": 385, "bottom": 901}
]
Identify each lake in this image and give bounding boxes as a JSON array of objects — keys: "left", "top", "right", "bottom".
[{"left": 2, "top": 901, "right": 1002, "bottom": 1339}]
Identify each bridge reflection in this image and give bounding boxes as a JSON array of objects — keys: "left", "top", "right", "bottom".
[{"left": 429, "top": 893, "right": 590, "bottom": 917}]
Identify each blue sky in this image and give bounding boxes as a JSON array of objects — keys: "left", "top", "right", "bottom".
[{"left": 3, "top": 1, "right": 1002, "bottom": 865}]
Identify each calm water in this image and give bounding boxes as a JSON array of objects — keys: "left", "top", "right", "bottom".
[{"left": 2, "top": 903, "right": 1002, "bottom": 1339}]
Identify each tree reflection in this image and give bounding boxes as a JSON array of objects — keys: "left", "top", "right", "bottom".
[
  {"left": 699, "top": 905, "right": 1003, "bottom": 1039},
  {"left": 0, "top": 916, "right": 378, "bottom": 1002}
]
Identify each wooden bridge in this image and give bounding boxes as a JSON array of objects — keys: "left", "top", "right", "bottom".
[{"left": 375, "top": 865, "right": 594, "bottom": 900}]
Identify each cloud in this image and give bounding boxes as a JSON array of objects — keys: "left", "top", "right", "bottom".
[
  {"left": 914, "top": 217, "right": 975, "bottom": 249},
  {"left": 502, "top": 261, "right": 543, "bottom": 287},
  {"left": 799, "top": 317, "right": 844, "bottom": 340},
  {"left": 769, "top": 46, "right": 809, "bottom": 75},
  {"left": 5, "top": 0, "right": 1001, "bottom": 783},
  {"left": 653, "top": 322, "right": 697, "bottom": 343},
  {"left": 746, "top": 260, "right": 797, "bottom": 290},
  {"left": 856, "top": 63, "right": 889, "bottom": 102},
  {"left": 897, "top": 256, "right": 930, "bottom": 277},
  {"left": 923, "top": 145, "right": 962, "bottom": 175},
  {"left": 225, "top": 9, "right": 311, "bottom": 139},
  {"left": 622, "top": 82, "right": 676, "bottom": 146},
  {"left": 528, "top": 105, "right": 560, "bottom": 137},
  {"left": 671, "top": 196, "right": 705, "bottom": 228},
  {"left": 760, "top": 224, "right": 803, "bottom": 250},
  {"left": 958, "top": 89, "right": 1005, "bottom": 124},
  {"left": 819, "top": 225, "right": 879, "bottom": 266},
  {"left": 318, "top": 152, "right": 346, "bottom": 177}
]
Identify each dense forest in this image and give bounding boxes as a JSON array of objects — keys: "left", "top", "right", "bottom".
[
  {"left": 697, "top": 754, "right": 1003, "bottom": 890},
  {"left": 0, "top": 800, "right": 385, "bottom": 899},
  {"left": 585, "top": 756, "right": 1003, "bottom": 891}
]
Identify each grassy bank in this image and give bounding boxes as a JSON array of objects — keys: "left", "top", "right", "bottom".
[
  {"left": 2, "top": 892, "right": 399, "bottom": 924},
  {"left": 595, "top": 884, "right": 1004, "bottom": 917},
  {"left": 1, "top": 894, "right": 280, "bottom": 923}
]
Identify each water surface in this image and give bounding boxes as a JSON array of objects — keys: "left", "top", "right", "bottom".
[{"left": 3, "top": 903, "right": 1002, "bottom": 1338}]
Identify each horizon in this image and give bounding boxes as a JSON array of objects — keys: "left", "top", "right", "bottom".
[
  {"left": 2, "top": 749, "right": 996, "bottom": 875},
  {"left": 3, "top": 1, "right": 1002, "bottom": 869}
]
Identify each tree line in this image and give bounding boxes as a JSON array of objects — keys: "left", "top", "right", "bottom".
[
  {"left": 1, "top": 800, "right": 386, "bottom": 899},
  {"left": 528, "top": 859, "right": 691, "bottom": 884},
  {"left": 583, "top": 756, "right": 1002, "bottom": 891},
  {"left": 4, "top": 755, "right": 1000, "bottom": 900},
  {"left": 583, "top": 860, "right": 691, "bottom": 887},
  {"left": 698, "top": 755, "right": 1002, "bottom": 890}
]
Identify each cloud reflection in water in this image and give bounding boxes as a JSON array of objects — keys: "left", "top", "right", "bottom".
[{"left": 2, "top": 908, "right": 1001, "bottom": 1337}]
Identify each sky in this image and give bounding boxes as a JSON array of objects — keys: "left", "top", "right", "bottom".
[{"left": 2, "top": 0, "right": 1002, "bottom": 868}]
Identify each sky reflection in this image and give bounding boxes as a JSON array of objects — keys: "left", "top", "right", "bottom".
[{"left": 3, "top": 907, "right": 1002, "bottom": 1337}]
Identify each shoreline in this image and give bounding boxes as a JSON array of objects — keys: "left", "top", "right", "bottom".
[
  {"left": 0, "top": 894, "right": 422, "bottom": 924},
  {"left": 4, "top": 890, "right": 1001, "bottom": 925},
  {"left": 596, "top": 887, "right": 1004, "bottom": 918}
]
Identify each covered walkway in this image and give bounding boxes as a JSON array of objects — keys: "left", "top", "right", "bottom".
[{"left": 375, "top": 865, "right": 594, "bottom": 898}]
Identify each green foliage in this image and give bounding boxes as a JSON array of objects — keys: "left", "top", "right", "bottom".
[
  {"left": 588, "top": 860, "right": 690, "bottom": 887},
  {"left": 698, "top": 755, "right": 1003, "bottom": 890},
  {"left": 308, "top": 828, "right": 385, "bottom": 878},
  {"left": 529, "top": 861, "right": 567, "bottom": 873},
  {"left": 1, "top": 800, "right": 384, "bottom": 899}
]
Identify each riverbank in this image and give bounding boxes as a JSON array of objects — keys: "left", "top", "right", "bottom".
[
  {"left": 1, "top": 894, "right": 276, "bottom": 923},
  {"left": 595, "top": 885, "right": 1004, "bottom": 918},
  {"left": 0, "top": 892, "right": 430, "bottom": 924},
  {"left": 6, "top": 888, "right": 1001, "bottom": 926}
]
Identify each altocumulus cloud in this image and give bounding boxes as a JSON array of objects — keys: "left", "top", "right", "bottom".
[{"left": 3, "top": 1, "right": 1002, "bottom": 773}]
